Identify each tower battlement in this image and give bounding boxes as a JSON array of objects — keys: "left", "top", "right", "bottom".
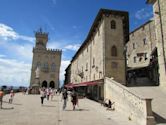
[
  {"left": 47, "top": 48, "right": 62, "bottom": 53},
  {"left": 35, "top": 28, "right": 48, "bottom": 38}
]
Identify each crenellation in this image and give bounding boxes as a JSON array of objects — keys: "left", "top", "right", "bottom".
[{"left": 35, "top": 28, "right": 48, "bottom": 38}]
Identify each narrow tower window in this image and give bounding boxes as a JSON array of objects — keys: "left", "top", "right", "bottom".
[
  {"left": 111, "top": 20, "right": 116, "bottom": 29},
  {"left": 111, "top": 45, "right": 117, "bottom": 57}
]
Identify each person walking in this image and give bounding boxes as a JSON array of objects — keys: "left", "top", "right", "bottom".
[
  {"left": 9, "top": 90, "right": 15, "bottom": 104},
  {"left": 46, "top": 88, "right": 50, "bottom": 101},
  {"left": 71, "top": 90, "right": 78, "bottom": 110},
  {"left": 40, "top": 89, "right": 46, "bottom": 105},
  {"left": 62, "top": 89, "right": 68, "bottom": 110},
  {"left": 0, "top": 88, "right": 4, "bottom": 109},
  {"left": 50, "top": 89, "right": 54, "bottom": 101}
]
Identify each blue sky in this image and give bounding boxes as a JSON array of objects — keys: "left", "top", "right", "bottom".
[{"left": 0, "top": 0, "right": 153, "bottom": 87}]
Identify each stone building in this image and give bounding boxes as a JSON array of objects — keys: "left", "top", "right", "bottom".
[
  {"left": 65, "top": 9, "right": 129, "bottom": 100},
  {"left": 147, "top": 0, "right": 166, "bottom": 88},
  {"left": 30, "top": 29, "right": 62, "bottom": 89},
  {"left": 126, "top": 20, "right": 159, "bottom": 85}
]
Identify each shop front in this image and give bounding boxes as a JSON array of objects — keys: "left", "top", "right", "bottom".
[{"left": 64, "top": 79, "right": 104, "bottom": 101}]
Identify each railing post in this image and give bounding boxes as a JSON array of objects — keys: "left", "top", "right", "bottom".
[{"left": 145, "top": 99, "right": 156, "bottom": 125}]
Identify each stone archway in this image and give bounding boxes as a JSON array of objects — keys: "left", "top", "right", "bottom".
[
  {"left": 42, "top": 81, "right": 47, "bottom": 88},
  {"left": 49, "top": 81, "right": 55, "bottom": 88}
]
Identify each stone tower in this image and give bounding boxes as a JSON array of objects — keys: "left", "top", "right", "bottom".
[
  {"left": 30, "top": 28, "right": 62, "bottom": 89},
  {"left": 103, "top": 10, "right": 129, "bottom": 84}
]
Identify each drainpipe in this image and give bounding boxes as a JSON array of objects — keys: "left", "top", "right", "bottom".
[{"left": 157, "top": 0, "right": 166, "bottom": 74}]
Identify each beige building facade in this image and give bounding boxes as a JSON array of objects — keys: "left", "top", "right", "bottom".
[
  {"left": 65, "top": 9, "right": 129, "bottom": 100},
  {"left": 30, "top": 29, "right": 62, "bottom": 89},
  {"left": 126, "top": 20, "right": 160, "bottom": 84},
  {"left": 126, "top": 20, "right": 156, "bottom": 68}
]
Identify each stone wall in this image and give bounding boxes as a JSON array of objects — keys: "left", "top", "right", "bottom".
[
  {"left": 70, "top": 19, "right": 105, "bottom": 84},
  {"left": 153, "top": 0, "right": 166, "bottom": 88},
  {"left": 126, "top": 20, "right": 156, "bottom": 68},
  {"left": 104, "top": 77, "right": 155, "bottom": 125}
]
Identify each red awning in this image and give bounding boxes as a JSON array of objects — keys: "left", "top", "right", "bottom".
[
  {"left": 65, "top": 79, "right": 103, "bottom": 88},
  {"left": 64, "top": 83, "right": 74, "bottom": 88}
]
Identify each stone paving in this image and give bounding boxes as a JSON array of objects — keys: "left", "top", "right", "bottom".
[{"left": 0, "top": 93, "right": 136, "bottom": 125}]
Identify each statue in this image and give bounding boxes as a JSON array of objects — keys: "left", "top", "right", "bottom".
[{"left": 35, "top": 67, "right": 40, "bottom": 78}]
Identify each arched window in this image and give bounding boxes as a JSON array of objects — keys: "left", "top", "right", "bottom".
[
  {"left": 111, "top": 45, "right": 117, "bottom": 57},
  {"left": 111, "top": 20, "right": 116, "bottom": 29},
  {"left": 51, "top": 63, "right": 56, "bottom": 72}
]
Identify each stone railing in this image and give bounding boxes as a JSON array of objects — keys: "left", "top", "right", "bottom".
[{"left": 104, "top": 77, "right": 155, "bottom": 125}]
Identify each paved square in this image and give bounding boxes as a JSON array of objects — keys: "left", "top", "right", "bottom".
[{"left": 0, "top": 93, "right": 135, "bottom": 125}]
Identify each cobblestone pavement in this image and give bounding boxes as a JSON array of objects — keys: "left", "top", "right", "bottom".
[{"left": 0, "top": 93, "right": 135, "bottom": 125}]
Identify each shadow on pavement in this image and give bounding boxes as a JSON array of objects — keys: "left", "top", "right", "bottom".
[
  {"left": 65, "top": 109, "right": 89, "bottom": 111},
  {"left": 42, "top": 105, "right": 56, "bottom": 107},
  {"left": 153, "top": 112, "right": 166, "bottom": 124},
  {"left": 3, "top": 101, "right": 22, "bottom": 106},
  {"left": 1, "top": 107, "right": 14, "bottom": 110}
]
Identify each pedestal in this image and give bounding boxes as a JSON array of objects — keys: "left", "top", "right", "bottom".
[{"left": 31, "top": 78, "right": 40, "bottom": 94}]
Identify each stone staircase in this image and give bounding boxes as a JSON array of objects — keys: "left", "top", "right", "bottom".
[{"left": 129, "top": 86, "right": 166, "bottom": 125}]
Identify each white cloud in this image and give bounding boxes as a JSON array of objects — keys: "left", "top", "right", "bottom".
[
  {"left": 13, "top": 44, "right": 33, "bottom": 60},
  {"left": 0, "top": 57, "right": 31, "bottom": 87},
  {"left": 48, "top": 41, "right": 80, "bottom": 52},
  {"left": 47, "top": 41, "right": 63, "bottom": 50},
  {"left": 135, "top": 7, "right": 153, "bottom": 20},
  {"left": 0, "top": 54, "right": 6, "bottom": 58},
  {"left": 0, "top": 23, "right": 17, "bottom": 40},
  {"left": 60, "top": 60, "right": 70, "bottom": 83},
  {"left": 0, "top": 39, "right": 33, "bottom": 61},
  {"left": 0, "top": 23, "right": 34, "bottom": 42},
  {"left": 64, "top": 44, "right": 80, "bottom": 51},
  {"left": 18, "top": 35, "right": 34, "bottom": 42}
]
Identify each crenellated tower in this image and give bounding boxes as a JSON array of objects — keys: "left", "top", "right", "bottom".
[
  {"left": 35, "top": 28, "right": 48, "bottom": 49},
  {"left": 30, "top": 28, "right": 62, "bottom": 92}
]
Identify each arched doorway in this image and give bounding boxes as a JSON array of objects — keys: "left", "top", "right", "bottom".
[
  {"left": 42, "top": 81, "right": 47, "bottom": 88},
  {"left": 49, "top": 81, "right": 55, "bottom": 88}
]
